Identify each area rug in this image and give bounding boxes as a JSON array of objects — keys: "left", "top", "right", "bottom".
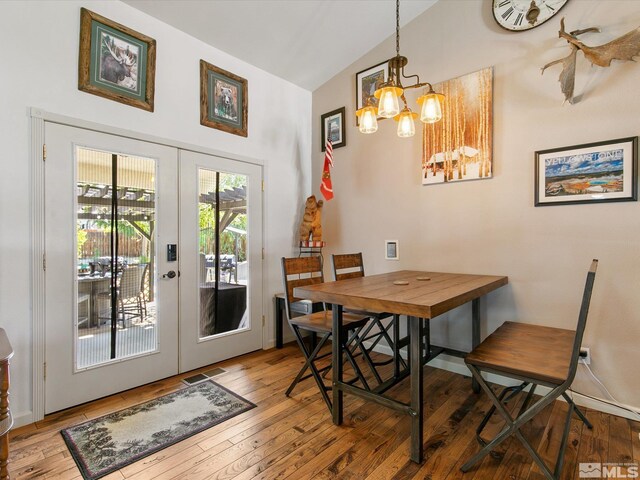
[{"left": 61, "top": 380, "right": 256, "bottom": 480}]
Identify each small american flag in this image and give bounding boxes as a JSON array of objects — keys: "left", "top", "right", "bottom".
[{"left": 320, "top": 138, "right": 334, "bottom": 201}]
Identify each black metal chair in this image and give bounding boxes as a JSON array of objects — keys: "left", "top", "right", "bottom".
[
  {"left": 331, "top": 253, "right": 408, "bottom": 385},
  {"left": 461, "top": 259, "right": 598, "bottom": 480},
  {"left": 281, "top": 256, "right": 375, "bottom": 412}
]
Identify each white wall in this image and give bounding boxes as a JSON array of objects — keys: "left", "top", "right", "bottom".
[
  {"left": 312, "top": 0, "right": 640, "bottom": 411},
  {"left": 0, "top": 0, "right": 311, "bottom": 425}
]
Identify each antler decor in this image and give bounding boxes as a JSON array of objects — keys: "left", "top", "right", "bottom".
[{"left": 542, "top": 18, "right": 640, "bottom": 104}]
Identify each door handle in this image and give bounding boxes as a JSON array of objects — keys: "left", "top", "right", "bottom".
[{"left": 162, "top": 270, "right": 177, "bottom": 279}]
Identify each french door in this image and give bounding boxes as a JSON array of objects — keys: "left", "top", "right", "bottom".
[
  {"left": 43, "top": 123, "right": 263, "bottom": 414},
  {"left": 44, "top": 123, "right": 179, "bottom": 414},
  {"left": 178, "top": 150, "right": 263, "bottom": 372}
]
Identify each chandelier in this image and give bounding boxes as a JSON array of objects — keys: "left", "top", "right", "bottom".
[{"left": 356, "top": 0, "right": 444, "bottom": 138}]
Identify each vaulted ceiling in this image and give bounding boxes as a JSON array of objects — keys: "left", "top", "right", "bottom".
[{"left": 122, "top": 0, "right": 438, "bottom": 91}]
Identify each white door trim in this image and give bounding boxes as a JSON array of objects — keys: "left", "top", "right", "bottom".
[{"left": 29, "top": 108, "right": 266, "bottom": 423}]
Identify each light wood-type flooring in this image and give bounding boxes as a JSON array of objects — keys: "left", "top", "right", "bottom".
[{"left": 9, "top": 344, "right": 639, "bottom": 479}]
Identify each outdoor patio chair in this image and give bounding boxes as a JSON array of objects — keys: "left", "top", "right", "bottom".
[
  {"left": 460, "top": 259, "right": 598, "bottom": 480},
  {"left": 281, "top": 256, "right": 376, "bottom": 412},
  {"left": 97, "top": 265, "right": 146, "bottom": 326},
  {"left": 139, "top": 263, "right": 149, "bottom": 318},
  {"left": 331, "top": 253, "right": 408, "bottom": 385}
]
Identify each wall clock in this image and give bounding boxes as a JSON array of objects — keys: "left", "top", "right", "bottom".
[{"left": 492, "top": 0, "right": 570, "bottom": 31}]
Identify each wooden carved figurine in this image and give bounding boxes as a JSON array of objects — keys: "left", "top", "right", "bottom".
[
  {"left": 298, "top": 195, "right": 323, "bottom": 243},
  {"left": 542, "top": 18, "right": 640, "bottom": 104}
]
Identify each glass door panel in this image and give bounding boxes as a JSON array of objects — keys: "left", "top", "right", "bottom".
[
  {"left": 198, "top": 170, "right": 248, "bottom": 338},
  {"left": 76, "top": 148, "right": 157, "bottom": 370}
]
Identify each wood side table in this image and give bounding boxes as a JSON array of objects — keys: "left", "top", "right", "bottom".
[{"left": 0, "top": 328, "right": 13, "bottom": 479}]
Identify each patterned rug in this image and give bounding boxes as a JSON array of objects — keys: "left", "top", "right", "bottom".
[{"left": 61, "top": 380, "right": 255, "bottom": 480}]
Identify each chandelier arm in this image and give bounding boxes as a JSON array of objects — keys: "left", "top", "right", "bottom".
[{"left": 404, "top": 82, "right": 432, "bottom": 91}]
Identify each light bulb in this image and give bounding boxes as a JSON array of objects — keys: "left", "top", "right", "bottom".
[
  {"left": 375, "top": 86, "right": 402, "bottom": 118},
  {"left": 358, "top": 106, "right": 378, "bottom": 134},
  {"left": 417, "top": 91, "right": 444, "bottom": 124},
  {"left": 396, "top": 109, "right": 416, "bottom": 138}
]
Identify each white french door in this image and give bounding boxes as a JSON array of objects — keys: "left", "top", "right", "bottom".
[
  {"left": 178, "top": 150, "right": 263, "bottom": 372},
  {"left": 43, "top": 123, "right": 264, "bottom": 414},
  {"left": 44, "top": 123, "right": 179, "bottom": 414}
]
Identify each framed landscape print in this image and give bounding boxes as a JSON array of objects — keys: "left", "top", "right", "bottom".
[
  {"left": 422, "top": 68, "right": 493, "bottom": 185},
  {"left": 200, "top": 60, "right": 248, "bottom": 137},
  {"left": 355, "top": 60, "right": 388, "bottom": 125},
  {"left": 535, "top": 137, "right": 638, "bottom": 206},
  {"left": 321, "top": 107, "right": 346, "bottom": 151},
  {"left": 78, "top": 8, "right": 156, "bottom": 111}
]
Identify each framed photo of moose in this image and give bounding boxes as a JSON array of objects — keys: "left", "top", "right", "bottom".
[
  {"left": 78, "top": 8, "right": 156, "bottom": 112},
  {"left": 535, "top": 137, "right": 638, "bottom": 206},
  {"left": 200, "top": 60, "right": 248, "bottom": 137}
]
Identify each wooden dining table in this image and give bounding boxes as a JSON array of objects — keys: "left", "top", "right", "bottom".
[{"left": 294, "top": 269, "right": 508, "bottom": 463}]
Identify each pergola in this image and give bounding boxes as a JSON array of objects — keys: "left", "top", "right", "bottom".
[{"left": 77, "top": 182, "right": 247, "bottom": 297}]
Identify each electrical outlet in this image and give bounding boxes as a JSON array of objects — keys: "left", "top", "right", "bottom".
[{"left": 579, "top": 347, "right": 591, "bottom": 365}]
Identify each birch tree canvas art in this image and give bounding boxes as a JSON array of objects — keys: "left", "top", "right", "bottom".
[{"left": 422, "top": 68, "right": 493, "bottom": 185}]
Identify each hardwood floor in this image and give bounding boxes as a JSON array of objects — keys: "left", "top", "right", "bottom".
[{"left": 9, "top": 344, "right": 639, "bottom": 479}]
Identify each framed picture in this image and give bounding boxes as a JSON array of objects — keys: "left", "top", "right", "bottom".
[
  {"left": 422, "top": 68, "right": 493, "bottom": 185},
  {"left": 200, "top": 60, "right": 248, "bottom": 137},
  {"left": 321, "top": 107, "right": 346, "bottom": 151},
  {"left": 78, "top": 8, "right": 156, "bottom": 112},
  {"left": 355, "top": 60, "right": 389, "bottom": 125},
  {"left": 385, "top": 240, "right": 399, "bottom": 260},
  {"left": 535, "top": 137, "right": 638, "bottom": 206}
]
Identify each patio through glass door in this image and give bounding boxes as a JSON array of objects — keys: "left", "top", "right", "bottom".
[{"left": 75, "top": 148, "right": 158, "bottom": 369}]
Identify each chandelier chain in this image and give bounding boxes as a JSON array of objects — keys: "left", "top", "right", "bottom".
[{"left": 396, "top": 0, "right": 400, "bottom": 56}]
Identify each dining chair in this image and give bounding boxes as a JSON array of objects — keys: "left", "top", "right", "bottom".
[
  {"left": 97, "top": 265, "right": 146, "bottom": 326},
  {"left": 118, "top": 265, "right": 146, "bottom": 323},
  {"left": 281, "top": 256, "right": 375, "bottom": 412},
  {"left": 139, "top": 263, "right": 149, "bottom": 318},
  {"left": 331, "top": 253, "right": 407, "bottom": 385},
  {"left": 77, "top": 293, "right": 91, "bottom": 328},
  {"left": 461, "top": 259, "right": 598, "bottom": 480}
]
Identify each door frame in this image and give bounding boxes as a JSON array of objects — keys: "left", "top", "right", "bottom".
[{"left": 30, "top": 108, "right": 266, "bottom": 422}]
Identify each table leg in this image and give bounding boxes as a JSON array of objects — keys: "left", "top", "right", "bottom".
[
  {"left": 393, "top": 314, "right": 400, "bottom": 378},
  {"left": 275, "top": 296, "right": 284, "bottom": 349},
  {"left": 409, "top": 315, "right": 424, "bottom": 463},
  {"left": 472, "top": 298, "right": 481, "bottom": 393},
  {"left": 332, "top": 303, "right": 343, "bottom": 425}
]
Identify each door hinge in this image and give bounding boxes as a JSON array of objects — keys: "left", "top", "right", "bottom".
[
  {"left": 262, "top": 315, "right": 265, "bottom": 327},
  {"left": 43, "top": 362, "right": 47, "bottom": 380},
  {"left": 43, "top": 253, "right": 46, "bottom": 271},
  {"left": 261, "top": 248, "right": 265, "bottom": 260},
  {"left": 43, "top": 144, "right": 47, "bottom": 161},
  {"left": 261, "top": 180, "right": 264, "bottom": 192}
]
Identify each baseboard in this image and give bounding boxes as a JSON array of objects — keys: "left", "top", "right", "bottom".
[
  {"left": 13, "top": 410, "right": 34, "bottom": 429},
  {"left": 368, "top": 343, "right": 640, "bottom": 422}
]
